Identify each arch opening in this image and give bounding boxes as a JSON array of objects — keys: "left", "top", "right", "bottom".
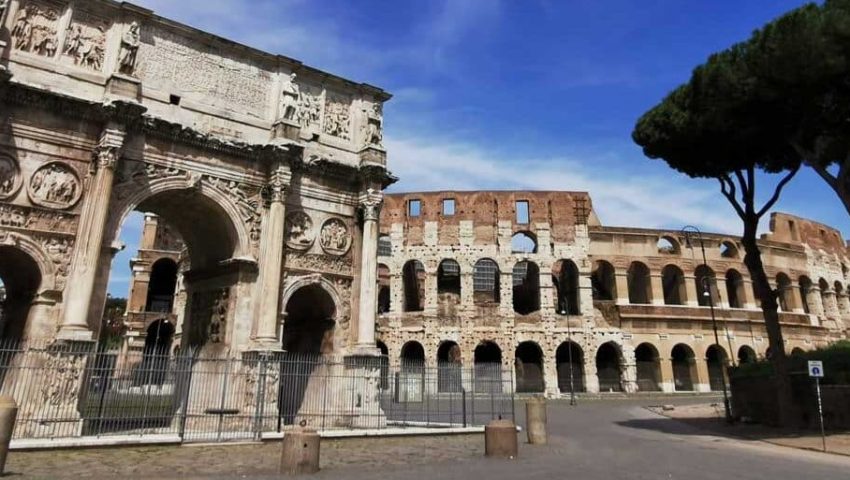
[
  {"left": 695, "top": 265, "right": 720, "bottom": 307},
  {"left": 556, "top": 341, "right": 585, "bottom": 393},
  {"left": 512, "top": 261, "right": 540, "bottom": 315},
  {"left": 737, "top": 345, "right": 757, "bottom": 364},
  {"left": 136, "top": 318, "right": 175, "bottom": 386},
  {"left": 634, "top": 343, "right": 661, "bottom": 392},
  {"left": 282, "top": 284, "right": 336, "bottom": 355},
  {"left": 596, "top": 342, "right": 623, "bottom": 392},
  {"left": 145, "top": 258, "right": 178, "bottom": 313},
  {"left": 473, "top": 341, "right": 502, "bottom": 393},
  {"left": 437, "top": 259, "right": 461, "bottom": 317},
  {"left": 776, "top": 273, "right": 793, "bottom": 312},
  {"left": 0, "top": 245, "right": 42, "bottom": 342},
  {"left": 627, "top": 262, "right": 651, "bottom": 305},
  {"left": 511, "top": 231, "right": 537, "bottom": 254},
  {"left": 725, "top": 269, "right": 745, "bottom": 309},
  {"left": 376, "top": 340, "right": 389, "bottom": 389},
  {"left": 402, "top": 260, "right": 425, "bottom": 312},
  {"left": 377, "top": 263, "right": 390, "bottom": 314},
  {"left": 473, "top": 259, "right": 500, "bottom": 305},
  {"left": 591, "top": 260, "right": 616, "bottom": 301},
  {"left": 657, "top": 236, "right": 679, "bottom": 254},
  {"left": 553, "top": 259, "right": 580, "bottom": 315},
  {"left": 798, "top": 276, "right": 813, "bottom": 314},
  {"left": 671, "top": 344, "right": 696, "bottom": 392},
  {"left": 706, "top": 345, "right": 728, "bottom": 392},
  {"left": 661, "top": 265, "right": 686, "bottom": 306},
  {"left": 437, "top": 341, "right": 462, "bottom": 393},
  {"left": 515, "top": 341, "right": 544, "bottom": 393}
]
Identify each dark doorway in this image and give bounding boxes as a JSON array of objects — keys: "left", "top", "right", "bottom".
[
  {"left": 596, "top": 343, "right": 623, "bottom": 392},
  {"left": 671, "top": 344, "right": 696, "bottom": 391},
  {"left": 473, "top": 341, "right": 502, "bottom": 393},
  {"left": 437, "top": 341, "right": 462, "bottom": 393},
  {"left": 634, "top": 343, "right": 661, "bottom": 391},
  {"left": 145, "top": 259, "right": 178, "bottom": 313},
  {"left": 515, "top": 341, "right": 544, "bottom": 393},
  {"left": 556, "top": 341, "right": 584, "bottom": 393}
]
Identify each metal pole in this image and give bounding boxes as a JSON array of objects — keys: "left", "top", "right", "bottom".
[
  {"left": 684, "top": 226, "right": 732, "bottom": 424},
  {"left": 565, "top": 296, "right": 577, "bottom": 406},
  {"left": 816, "top": 376, "right": 826, "bottom": 452}
]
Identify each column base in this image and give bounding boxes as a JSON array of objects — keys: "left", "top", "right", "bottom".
[
  {"left": 105, "top": 73, "right": 141, "bottom": 101},
  {"left": 351, "top": 345, "right": 382, "bottom": 357},
  {"left": 55, "top": 326, "right": 95, "bottom": 342},
  {"left": 271, "top": 119, "right": 301, "bottom": 142}
]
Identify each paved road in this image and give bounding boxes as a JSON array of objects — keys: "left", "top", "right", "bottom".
[
  {"left": 300, "top": 398, "right": 850, "bottom": 480},
  {"left": 10, "top": 397, "right": 850, "bottom": 479}
]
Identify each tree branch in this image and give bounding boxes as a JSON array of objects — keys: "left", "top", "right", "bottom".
[
  {"left": 719, "top": 175, "right": 745, "bottom": 220},
  {"left": 757, "top": 164, "right": 802, "bottom": 218}
]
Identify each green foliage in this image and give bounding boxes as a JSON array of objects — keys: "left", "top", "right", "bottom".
[{"left": 732, "top": 341, "right": 850, "bottom": 385}]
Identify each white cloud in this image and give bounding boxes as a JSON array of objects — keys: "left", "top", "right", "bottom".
[{"left": 385, "top": 134, "right": 745, "bottom": 235}]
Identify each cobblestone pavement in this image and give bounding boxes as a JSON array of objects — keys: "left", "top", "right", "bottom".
[{"left": 8, "top": 397, "right": 850, "bottom": 479}]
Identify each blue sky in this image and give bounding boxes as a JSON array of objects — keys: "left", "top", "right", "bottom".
[{"left": 108, "top": 0, "right": 849, "bottom": 297}]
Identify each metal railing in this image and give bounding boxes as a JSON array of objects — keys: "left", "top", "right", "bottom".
[{"left": 0, "top": 340, "right": 513, "bottom": 444}]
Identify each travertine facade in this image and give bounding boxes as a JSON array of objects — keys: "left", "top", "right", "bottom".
[
  {"left": 373, "top": 192, "right": 850, "bottom": 396},
  {"left": 0, "top": 0, "right": 392, "bottom": 432}
]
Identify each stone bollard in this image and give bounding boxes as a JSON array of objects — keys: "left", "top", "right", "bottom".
[
  {"left": 0, "top": 395, "right": 17, "bottom": 475},
  {"left": 484, "top": 419, "right": 518, "bottom": 458},
  {"left": 525, "top": 397, "right": 547, "bottom": 445},
  {"left": 280, "top": 427, "right": 320, "bottom": 475}
]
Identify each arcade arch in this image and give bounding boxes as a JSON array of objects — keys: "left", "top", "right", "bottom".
[
  {"left": 591, "top": 260, "right": 616, "bottom": 301},
  {"left": 553, "top": 259, "right": 580, "bottom": 315},
  {"left": 661, "top": 265, "right": 686, "bottom": 305},
  {"left": 556, "top": 341, "right": 585, "bottom": 393},
  {"left": 634, "top": 343, "right": 661, "bottom": 392},
  {"left": 512, "top": 261, "right": 540, "bottom": 315},
  {"left": 671, "top": 344, "right": 697, "bottom": 391},
  {"left": 596, "top": 342, "right": 623, "bottom": 392},
  {"left": 0, "top": 245, "right": 43, "bottom": 341},
  {"left": 515, "top": 341, "right": 544, "bottom": 393}
]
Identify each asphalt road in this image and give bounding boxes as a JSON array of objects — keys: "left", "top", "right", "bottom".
[{"left": 299, "top": 397, "right": 850, "bottom": 480}]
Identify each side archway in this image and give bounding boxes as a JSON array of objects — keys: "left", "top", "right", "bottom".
[
  {"left": 515, "top": 341, "right": 544, "bottom": 393},
  {"left": 596, "top": 342, "right": 624, "bottom": 392}
]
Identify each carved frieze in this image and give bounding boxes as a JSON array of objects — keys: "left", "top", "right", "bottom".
[
  {"left": 297, "top": 84, "right": 323, "bottom": 132},
  {"left": 320, "top": 218, "right": 351, "bottom": 256},
  {"left": 323, "top": 93, "right": 351, "bottom": 140},
  {"left": 285, "top": 251, "right": 353, "bottom": 277},
  {"left": 203, "top": 176, "right": 262, "bottom": 248},
  {"left": 0, "top": 153, "right": 22, "bottom": 200},
  {"left": 188, "top": 288, "right": 229, "bottom": 347},
  {"left": 62, "top": 11, "right": 109, "bottom": 71},
  {"left": 279, "top": 72, "right": 300, "bottom": 121},
  {"left": 0, "top": 204, "right": 77, "bottom": 234},
  {"left": 39, "top": 234, "right": 73, "bottom": 289},
  {"left": 28, "top": 162, "right": 81, "bottom": 209},
  {"left": 362, "top": 102, "right": 383, "bottom": 148},
  {"left": 285, "top": 211, "right": 314, "bottom": 251},
  {"left": 11, "top": 2, "right": 61, "bottom": 57},
  {"left": 137, "top": 26, "right": 273, "bottom": 115},
  {"left": 41, "top": 352, "right": 85, "bottom": 407}
]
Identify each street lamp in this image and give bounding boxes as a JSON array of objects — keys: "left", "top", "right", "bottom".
[
  {"left": 681, "top": 225, "right": 733, "bottom": 424},
  {"left": 560, "top": 296, "right": 578, "bottom": 406}
]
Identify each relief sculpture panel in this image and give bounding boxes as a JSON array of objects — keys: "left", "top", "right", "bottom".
[
  {"left": 0, "top": 153, "right": 22, "bottom": 200},
  {"left": 11, "top": 2, "right": 61, "bottom": 57},
  {"left": 285, "top": 211, "right": 314, "bottom": 251},
  {"left": 62, "top": 11, "right": 110, "bottom": 71},
  {"left": 323, "top": 93, "right": 351, "bottom": 140},
  {"left": 320, "top": 218, "right": 351, "bottom": 256},
  {"left": 27, "top": 162, "right": 81, "bottom": 209}
]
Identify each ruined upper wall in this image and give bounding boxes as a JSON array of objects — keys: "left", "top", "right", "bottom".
[
  {"left": 763, "top": 213, "right": 848, "bottom": 256},
  {"left": 380, "top": 191, "right": 592, "bottom": 245},
  {"left": 0, "top": 0, "right": 390, "bottom": 167}
]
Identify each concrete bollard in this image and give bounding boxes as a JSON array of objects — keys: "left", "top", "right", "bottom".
[
  {"left": 0, "top": 395, "right": 17, "bottom": 475},
  {"left": 525, "top": 397, "right": 547, "bottom": 445},
  {"left": 484, "top": 419, "right": 518, "bottom": 458},
  {"left": 280, "top": 427, "right": 320, "bottom": 475}
]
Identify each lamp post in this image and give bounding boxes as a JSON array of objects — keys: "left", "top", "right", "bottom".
[
  {"left": 560, "top": 296, "right": 577, "bottom": 406},
  {"left": 681, "top": 225, "right": 733, "bottom": 424}
]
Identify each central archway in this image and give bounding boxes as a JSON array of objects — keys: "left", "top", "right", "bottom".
[{"left": 282, "top": 284, "right": 336, "bottom": 355}]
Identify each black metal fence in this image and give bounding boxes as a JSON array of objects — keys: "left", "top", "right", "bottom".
[{"left": 0, "top": 341, "right": 514, "bottom": 444}]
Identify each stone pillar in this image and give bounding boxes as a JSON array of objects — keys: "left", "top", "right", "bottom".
[
  {"left": 650, "top": 274, "right": 665, "bottom": 306},
  {"left": 658, "top": 356, "right": 675, "bottom": 393},
  {"left": 583, "top": 353, "right": 599, "bottom": 394},
  {"left": 355, "top": 189, "right": 383, "bottom": 353},
  {"left": 58, "top": 127, "right": 124, "bottom": 341},
  {"left": 694, "top": 356, "right": 711, "bottom": 392},
  {"left": 615, "top": 273, "right": 630, "bottom": 305},
  {"left": 742, "top": 279, "right": 758, "bottom": 309},
  {"left": 254, "top": 163, "right": 290, "bottom": 346},
  {"left": 684, "top": 275, "right": 699, "bottom": 307},
  {"left": 790, "top": 282, "right": 806, "bottom": 314},
  {"left": 621, "top": 346, "right": 637, "bottom": 393}
]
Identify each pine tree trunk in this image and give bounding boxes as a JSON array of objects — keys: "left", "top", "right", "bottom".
[{"left": 740, "top": 215, "right": 795, "bottom": 426}]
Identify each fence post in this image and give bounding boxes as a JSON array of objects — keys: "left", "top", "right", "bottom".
[
  {"left": 462, "top": 388, "right": 467, "bottom": 428},
  {"left": 178, "top": 354, "right": 194, "bottom": 442},
  {"left": 254, "top": 354, "right": 268, "bottom": 442}
]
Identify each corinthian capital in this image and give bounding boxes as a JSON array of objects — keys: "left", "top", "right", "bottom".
[
  {"left": 359, "top": 188, "right": 383, "bottom": 222},
  {"left": 93, "top": 146, "right": 120, "bottom": 170},
  {"left": 267, "top": 165, "right": 291, "bottom": 204}
]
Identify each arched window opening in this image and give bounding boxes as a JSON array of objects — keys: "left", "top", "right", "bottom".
[
  {"left": 376, "top": 341, "right": 389, "bottom": 389},
  {"left": 145, "top": 258, "right": 178, "bottom": 313},
  {"left": 776, "top": 273, "right": 793, "bottom": 312},
  {"left": 819, "top": 278, "right": 831, "bottom": 315},
  {"left": 137, "top": 319, "right": 175, "bottom": 386},
  {"left": 737, "top": 345, "right": 757, "bottom": 364},
  {"left": 671, "top": 344, "right": 696, "bottom": 391},
  {"left": 511, "top": 231, "right": 537, "bottom": 254},
  {"left": 377, "top": 264, "right": 390, "bottom": 314},
  {"left": 437, "top": 260, "right": 461, "bottom": 317},
  {"left": 473, "top": 341, "right": 502, "bottom": 393},
  {"left": 657, "top": 236, "right": 679, "bottom": 254},
  {"left": 377, "top": 234, "right": 392, "bottom": 257},
  {"left": 725, "top": 269, "right": 745, "bottom": 309},
  {"left": 515, "top": 342, "right": 544, "bottom": 393},
  {"left": 798, "top": 276, "right": 813, "bottom": 314},
  {"left": 661, "top": 265, "right": 686, "bottom": 305},
  {"left": 513, "top": 261, "right": 540, "bottom": 314},
  {"left": 402, "top": 260, "right": 425, "bottom": 312},
  {"left": 400, "top": 341, "right": 425, "bottom": 372},
  {"left": 399, "top": 341, "right": 426, "bottom": 402},
  {"left": 720, "top": 241, "right": 739, "bottom": 258},
  {"left": 591, "top": 260, "right": 616, "bottom": 301},
  {"left": 627, "top": 262, "right": 651, "bottom": 304},
  {"left": 791, "top": 347, "right": 806, "bottom": 357},
  {"left": 706, "top": 345, "right": 728, "bottom": 391},
  {"left": 437, "top": 341, "right": 462, "bottom": 393},
  {"left": 0, "top": 246, "right": 42, "bottom": 342},
  {"left": 634, "top": 343, "right": 661, "bottom": 392},
  {"left": 596, "top": 342, "right": 623, "bottom": 392},
  {"left": 553, "top": 259, "right": 580, "bottom": 315},
  {"left": 695, "top": 265, "right": 719, "bottom": 307},
  {"left": 473, "top": 259, "right": 500, "bottom": 305},
  {"left": 556, "top": 341, "right": 585, "bottom": 393}
]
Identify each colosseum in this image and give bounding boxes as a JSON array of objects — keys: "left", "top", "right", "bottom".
[
  {"left": 371, "top": 191, "right": 850, "bottom": 396},
  {"left": 127, "top": 191, "right": 850, "bottom": 397}
]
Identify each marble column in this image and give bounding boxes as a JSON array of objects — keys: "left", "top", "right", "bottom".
[
  {"left": 355, "top": 189, "right": 383, "bottom": 353},
  {"left": 58, "top": 127, "right": 124, "bottom": 341},
  {"left": 614, "top": 272, "right": 630, "bottom": 305},
  {"left": 254, "top": 163, "right": 290, "bottom": 346},
  {"left": 650, "top": 274, "right": 665, "bottom": 306}
]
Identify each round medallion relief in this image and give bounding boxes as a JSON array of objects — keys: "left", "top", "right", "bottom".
[
  {"left": 0, "top": 154, "right": 22, "bottom": 201},
  {"left": 28, "top": 162, "right": 82, "bottom": 209},
  {"left": 320, "top": 217, "right": 351, "bottom": 256},
  {"left": 285, "top": 211, "right": 315, "bottom": 250}
]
